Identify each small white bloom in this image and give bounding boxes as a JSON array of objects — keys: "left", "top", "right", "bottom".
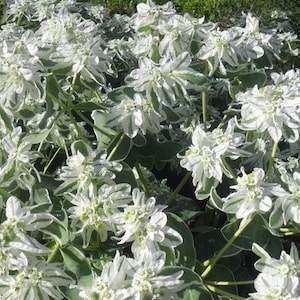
[
  {"left": 106, "top": 93, "right": 162, "bottom": 138},
  {"left": 222, "top": 168, "right": 273, "bottom": 223}
]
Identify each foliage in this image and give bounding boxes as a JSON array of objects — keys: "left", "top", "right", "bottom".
[
  {"left": 0, "top": 0, "right": 300, "bottom": 299},
  {"left": 86, "top": 0, "right": 300, "bottom": 33}
]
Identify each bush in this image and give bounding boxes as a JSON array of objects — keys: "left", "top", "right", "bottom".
[{"left": 88, "top": 0, "right": 299, "bottom": 33}]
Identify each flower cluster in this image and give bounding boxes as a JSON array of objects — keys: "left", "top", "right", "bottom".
[
  {"left": 250, "top": 243, "right": 300, "bottom": 300},
  {"left": 0, "top": 0, "right": 300, "bottom": 299},
  {"left": 237, "top": 69, "right": 300, "bottom": 143}
]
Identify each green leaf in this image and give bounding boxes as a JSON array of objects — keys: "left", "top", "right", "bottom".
[
  {"left": 166, "top": 212, "right": 196, "bottom": 269},
  {"left": 238, "top": 71, "right": 266, "bottom": 89},
  {"left": 42, "top": 210, "right": 69, "bottom": 246},
  {"left": 107, "top": 133, "right": 132, "bottom": 161},
  {"left": 114, "top": 162, "right": 137, "bottom": 187},
  {"left": 91, "top": 110, "right": 115, "bottom": 149},
  {"left": 60, "top": 245, "right": 93, "bottom": 285},
  {"left": 209, "top": 187, "right": 223, "bottom": 210},
  {"left": 23, "top": 128, "right": 52, "bottom": 144},
  {"left": 205, "top": 264, "right": 238, "bottom": 295},
  {"left": 167, "top": 195, "right": 201, "bottom": 222},
  {"left": 196, "top": 177, "right": 218, "bottom": 200},
  {"left": 155, "top": 140, "right": 183, "bottom": 162},
  {"left": 195, "top": 228, "right": 241, "bottom": 262},
  {"left": 73, "top": 102, "right": 103, "bottom": 111},
  {"left": 221, "top": 214, "right": 271, "bottom": 250},
  {"left": 174, "top": 70, "right": 207, "bottom": 85},
  {"left": 0, "top": 106, "right": 13, "bottom": 132},
  {"left": 71, "top": 140, "right": 92, "bottom": 157}
]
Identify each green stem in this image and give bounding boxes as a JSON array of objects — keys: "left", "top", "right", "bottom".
[
  {"left": 46, "top": 90, "right": 87, "bottom": 143},
  {"left": 202, "top": 88, "right": 208, "bottom": 131},
  {"left": 135, "top": 163, "right": 150, "bottom": 196},
  {"left": 17, "top": 14, "right": 23, "bottom": 26},
  {"left": 0, "top": 187, "right": 11, "bottom": 199},
  {"left": 107, "top": 133, "right": 125, "bottom": 161},
  {"left": 164, "top": 171, "right": 191, "bottom": 206},
  {"left": 201, "top": 215, "right": 254, "bottom": 278},
  {"left": 47, "top": 242, "right": 60, "bottom": 263},
  {"left": 205, "top": 280, "right": 254, "bottom": 286},
  {"left": 43, "top": 147, "right": 61, "bottom": 174},
  {"left": 75, "top": 110, "right": 114, "bottom": 138},
  {"left": 205, "top": 284, "right": 245, "bottom": 300},
  {"left": 265, "top": 141, "right": 278, "bottom": 182}
]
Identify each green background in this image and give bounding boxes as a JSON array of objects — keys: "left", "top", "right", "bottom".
[{"left": 83, "top": 0, "right": 299, "bottom": 33}]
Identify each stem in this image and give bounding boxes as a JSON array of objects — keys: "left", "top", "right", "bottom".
[
  {"left": 75, "top": 110, "right": 114, "bottom": 138},
  {"left": 205, "top": 280, "right": 254, "bottom": 286},
  {"left": 17, "top": 14, "right": 23, "bottom": 26},
  {"left": 135, "top": 163, "right": 150, "bottom": 196},
  {"left": 205, "top": 284, "right": 245, "bottom": 300},
  {"left": 0, "top": 187, "right": 11, "bottom": 199},
  {"left": 201, "top": 215, "right": 254, "bottom": 278},
  {"left": 47, "top": 242, "right": 60, "bottom": 263},
  {"left": 164, "top": 171, "right": 191, "bottom": 206},
  {"left": 265, "top": 141, "right": 278, "bottom": 182},
  {"left": 202, "top": 88, "right": 208, "bottom": 131},
  {"left": 43, "top": 147, "right": 61, "bottom": 174},
  {"left": 47, "top": 88, "right": 87, "bottom": 143},
  {"left": 107, "top": 133, "right": 125, "bottom": 161}
]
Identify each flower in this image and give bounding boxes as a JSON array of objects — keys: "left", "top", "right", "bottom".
[
  {"left": 237, "top": 69, "right": 300, "bottom": 143},
  {"left": 127, "top": 250, "right": 184, "bottom": 300},
  {"left": 114, "top": 188, "right": 182, "bottom": 254},
  {"left": 179, "top": 125, "right": 231, "bottom": 199},
  {"left": 0, "top": 255, "right": 74, "bottom": 300},
  {"left": 125, "top": 51, "right": 206, "bottom": 108},
  {"left": 0, "top": 196, "right": 53, "bottom": 254},
  {"left": 67, "top": 183, "right": 132, "bottom": 247},
  {"left": 250, "top": 243, "right": 300, "bottom": 299},
  {"left": 106, "top": 92, "right": 162, "bottom": 138},
  {"left": 56, "top": 144, "right": 122, "bottom": 194},
  {"left": 222, "top": 168, "right": 274, "bottom": 223},
  {"left": 270, "top": 167, "right": 300, "bottom": 228},
  {"left": 78, "top": 251, "right": 133, "bottom": 300}
]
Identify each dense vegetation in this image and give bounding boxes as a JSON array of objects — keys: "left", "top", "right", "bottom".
[{"left": 87, "top": 0, "right": 299, "bottom": 32}]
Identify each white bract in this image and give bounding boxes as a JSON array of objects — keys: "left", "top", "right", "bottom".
[
  {"left": 179, "top": 122, "right": 243, "bottom": 199},
  {"left": 222, "top": 168, "right": 273, "bottom": 224},
  {"left": 250, "top": 243, "right": 300, "bottom": 300},
  {"left": 106, "top": 93, "right": 162, "bottom": 138},
  {"left": 0, "top": 255, "right": 74, "bottom": 300},
  {"left": 125, "top": 51, "right": 206, "bottom": 108},
  {"left": 115, "top": 188, "right": 182, "bottom": 255},
  {"left": 237, "top": 69, "right": 300, "bottom": 143},
  {"left": 270, "top": 167, "right": 300, "bottom": 228},
  {"left": 67, "top": 183, "right": 132, "bottom": 247}
]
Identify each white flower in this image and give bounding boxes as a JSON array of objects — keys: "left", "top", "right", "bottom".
[
  {"left": 179, "top": 125, "right": 229, "bottom": 199},
  {"left": 131, "top": 0, "right": 176, "bottom": 32},
  {"left": 237, "top": 69, "right": 300, "bottom": 143},
  {"left": 106, "top": 93, "right": 162, "bottom": 138},
  {"left": 114, "top": 188, "right": 182, "bottom": 254},
  {"left": 250, "top": 243, "right": 300, "bottom": 299},
  {"left": 127, "top": 250, "right": 184, "bottom": 300},
  {"left": 0, "top": 255, "right": 74, "bottom": 300},
  {"left": 125, "top": 52, "right": 206, "bottom": 107},
  {"left": 56, "top": 147, "right": 121, "bottom": 194},
  {"left": 78, "top": 251, "right": 132, "bottom": 300},
  {"left": 197, "top": 28, "right": 239, "bottom": 75},
  {"left": 0, "top": 196, "right": 53, "bottom": 254},
  {"left": 222, "top": 168, "right": 273, "bottom": 223},
  {"left": 270, "top": 168, "right": 300, "bottom": 227},
  {"left": 67, "top": 183, "right": 132, "bottom": 247}
]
